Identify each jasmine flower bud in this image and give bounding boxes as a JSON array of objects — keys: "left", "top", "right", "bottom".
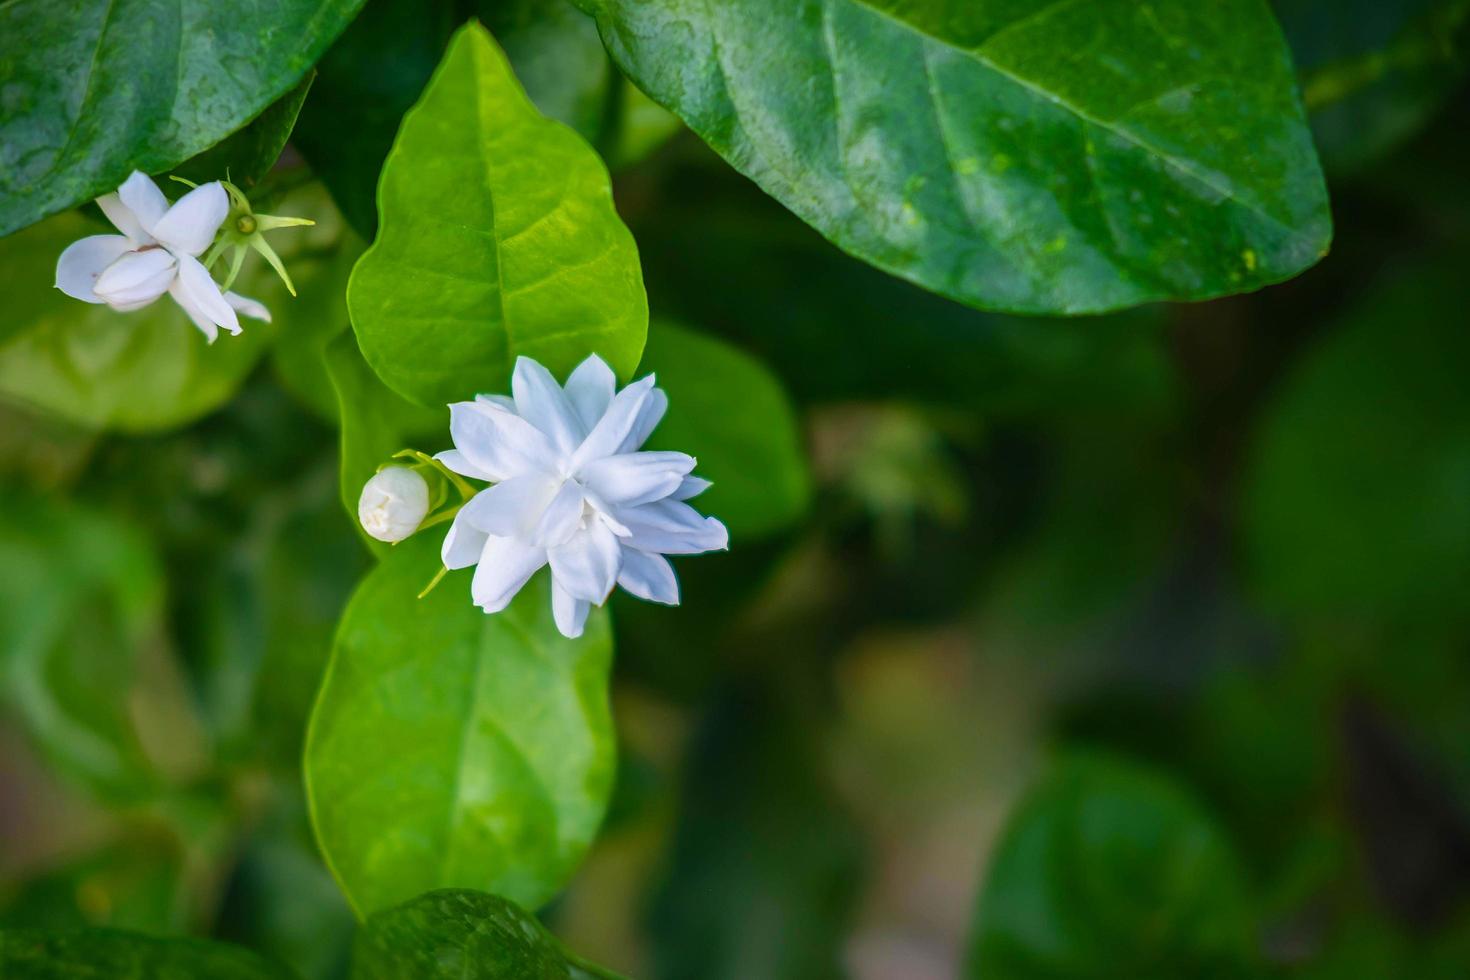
[{"left": 359, "top": 466, "right": 431, "bottom": 543}]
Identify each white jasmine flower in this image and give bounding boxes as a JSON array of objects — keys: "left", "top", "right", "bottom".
[
  {"left": 54, "top": 171, "right": 271, "bottom": 341},
  {"left": 359, "top": 466, "right": 432, "bottom": 543},
  {"left": 437, "top": 355, "right": 728, "bottom": 639}
]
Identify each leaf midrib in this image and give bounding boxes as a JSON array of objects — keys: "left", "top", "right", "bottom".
[{"left": 839, "top": 0, "right": 1313, "bottom": 245}]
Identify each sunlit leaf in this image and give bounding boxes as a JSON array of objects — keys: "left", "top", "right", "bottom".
[
  {"left": 347, "top": 22, "right": 646, "bottom": 407},
  {"left": 305, "top": 535, "right": 616, "bottom": 916}
]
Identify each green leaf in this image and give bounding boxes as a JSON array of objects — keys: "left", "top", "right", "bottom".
[
  {"left": 576, "top": 0, "right": 1330, "bottom": 314},
  {"left": 1281, "top": 0, "right": 1470, "bottom": 172},
  {"left": 1243, "top": 259, "right": 1470, "bottom": 626},
  {"left": 351, "top": 889, "right": 621, "bottom": 979},
  {"left": 295, "top": 1, "right": 614, "bottom": 238},
  {"left": 0, "top": 492, "right": 162, "bottom": 799},
  {"left": 324, "top": 333, "right": 444, "bottom": 558},
  {"left": 0, "top": 0, "right": 364, "bottom": 236},
  {"left": 638, "top": 322, "right": 809, "bottom": 540},
  {"left": 172, "top": 72, "right": 317, "bottom": 191},
  {"left": 347, "top": 22, "right": 647, "bottom": 407},
  {"left": 0, "top": 928, "right": 295, "bottom": 979},
  {"left": 305, "top": 534, "right": 616, "bottom": 917},
  {"left": 966, "top": 753, "right": 1255, "bottom": 979},
  {"left": 0, "top": 185, "right": 340, "bottom": 432}
]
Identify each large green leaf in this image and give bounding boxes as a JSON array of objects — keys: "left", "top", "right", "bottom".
[
  {"left": 0, "top": 185, "right": 341, "bottom": 432},
  {"left": 0, "top": 0, "right": 364, "bottom": 236},
  {"left": 0, "top": 492, "right": 161, "bottom": 799},
  {"left": 575, "top": 0, "right": 1331, "bottom": 314},
  {"left": 172, "top": 73, "right": 317, "bottom": 191},
  {"left": 352, "top": 889, "right": 620, "bottom": 979},
  {"left": 305, "top": 534, "right": 616, "bottom": 917},
  {"left": 639, "top": 322, "right": 809, "bottom": 540},
  {"left": 295, "top": 0, "right": 614, "bottom": 237},
  {"left": 1244, "top": 260, "right": 1470, "bottom": 626},
  {"left": 347, "top": 21, "right": 646, "bottom": 407},
  {"left": 0, "top": 928, "right": 294, "bottom": 979},
  {"left": 966, "top": 753, "right": 1256, "bottom": 979}
]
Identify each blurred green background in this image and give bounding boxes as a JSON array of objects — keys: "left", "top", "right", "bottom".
[{"left": 3, "top": 3, "right": 1470, "bottom": 978}]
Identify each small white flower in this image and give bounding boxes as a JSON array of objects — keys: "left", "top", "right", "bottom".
[
  {"left": 438, "top": 354, "right": 728, "bottom": 639},
  {"left": 54, "top": 171, "right": 271, "bottom": 342},
  {"left": 359, "top": 466, "right": 432, "bottom": 543}
]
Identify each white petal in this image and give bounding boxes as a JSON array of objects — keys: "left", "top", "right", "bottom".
[
  {"left": 170, "top": 252, "right": 240, "bottom": 336},
  {"left": 579, "top": 451, "right": 696, "bottom": 507},
  {"left": 458, "top": 475, "right": 559, "bottom": 539},
  {"left": 225, "top": 291, "right": 271, "bottom": 322},
  {"left": 441, "top": 512, "right": 489, "bottom": 570},
  {"left": 570, "top": 374, "right": 657, "bottom": 469},
  {"left": 672, "top": 476, "right": 713, "bottom": 500},
  {"left": 564, "top": 355, "right": 616, "bottom": 432},
  {"left": 618, "top": 549, "right": 680, "bottom": 605},
  {"left": 475, "top": 393, "right": 518, "bottom": 413},
  {"left": 551, "top": 580, "right": 591, "bottom": 639},
  {"left": 96, "top": 193, "right": 151, "bottom": 243},
  {"left": 117, "top": 171, "right": 169, "bottom": 236},
  {"left": 618, "top": 499, "right": 729, "bottom": 555},
  {"left": 448, "top": 400, "right": 558, "bottom": 483},
  {"left": 169, "top": 280, "right": 218, "bottom": 342},
  {"left": 55, "top": 234, "right": 133, "bottom": 303},
  {"left": 618, "top": 387, "right": 668, "bottom": 454},
  {"left": 434, "top": 449, "right": 496, "bottom": 482},
  {"left": 532, "top": 480, "right": 586, "bottom": 549},
  {"left": 151, "top": 181, "right": 228, "bottom": 256},
  {"left": 471, "top": 536, "right": 546, "bottom": 613},
  {"left": 512, "top": 356, "right": 583, "bottom": 455},
  {"left": 547, "top": 520, "right": 622, "bottom": 603},
  {"left": 93, "top": 248, "right": 176, "bottom": 309}
]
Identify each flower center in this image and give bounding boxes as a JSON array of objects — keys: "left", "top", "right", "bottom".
[{"left": 235, "top": 214, "right": 258, "bottom": 235}]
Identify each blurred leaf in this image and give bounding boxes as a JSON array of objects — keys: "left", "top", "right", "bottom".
[
  {"left": 966, "top": 753, "right": 1256, "bottom": 979},
  {"left": 269, "top": 224, "right": 367, "bottom": 423},
  {"left": 0, "top": 834, "right": 188, "bottom": 934},
  {"left": 1281, "top": 0, "right": 1470, "bottom": 172},
  {"left": 216, "top": 782, "right": 356, "bottom": 980},
  {"left": 296, "top": 0, "right": 612, "bottom": 237},
  {"left": 0, "top": 185, "right": 340, "bottom": 433},
  {"left": 0, "top": 0, "right": 364, "bottom": 236},
  {"left": 639, "top": 322, "right": 809, "bottom": 540},
  {"left": 325, "top": 333, "right": 445, "bottom": 558},
  {"left": 577, "top": 0, "right": 1330, "bottom": 314},
  {"left": 607, "top": 81, "right": 683, "bottom": 170},
  {"left": 1244, "top": 260, "right": 1470, "bottom": 626},
  {"left": 351, "top": 888, "right": 619, "bottom": 979},
  {"left": 347, "top": 22, "right": 646, "bottom": 407},
  {"left": 305, "top": 535, "right": 616, "bottom": 916},
  {"left": 172, "top": 73, "right": 317, "bottom": 190},
  {"left": 648, "top": 686, "right": 862, "bottom": 980},
  {"left": 0, "top": 493, "right": 161, "bottom": 799},
  {"left": 629, "top": 166, "right": 1176, "bottom": 419},
  {"left": 0, "top": 928, "right": 296, "bottom": 979}
]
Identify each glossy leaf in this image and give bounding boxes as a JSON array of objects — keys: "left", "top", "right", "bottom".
[
  {"left": 639, "top": 322, "right": 809, "bottom": 540},
  {"left": 1244, "top": 260, "right": 1470, "bottom": 625},
  {"left": 305, "top": 534, "right": 616, "bottom": 917},
  {"left": 324, "top": 333, "right": 444, "bottom": 558},
  {"left": 0, "top": 928, "right": 294, "bottom": 979},
  {"left": 0, "top": 492, "right": 161, "bottom": 799},
  {"left": 295, "top": 0, "right": 614, "bottom": 237},
  {"left": 173, "top": 73, "right": 316, "bottom": 190},
  {"left": 576, "top": 0, "right": 1331, "bottom": 314},
  {"left": 348, "top": 22, "right": 646, "bottom": 407},
  {"left": 0, "top": 185, "right": 338, "bottom": 432},
  {"left": 352, "top": 889, "right": 620, "bottom": 979},
  {"left": 0, "top": 0, "right": 364, "bottom": 235},
  {"left": 966, "top": 753, "right": 1255, "bottom": 979}
]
